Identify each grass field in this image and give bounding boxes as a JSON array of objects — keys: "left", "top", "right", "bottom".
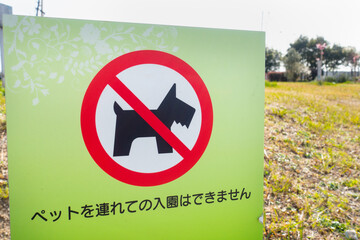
[
  {"left": 0, "top": 81, "right": 359, "bottom": 239},
  {"left": 264, "top": 82, "right": 360, "bottom": 239}
]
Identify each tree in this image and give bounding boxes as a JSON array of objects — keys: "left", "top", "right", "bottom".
[
  {"left": 343, "top": 47, "right": 359, "bottom": 76},
  {"left": 323, "top": 44, "right": 345, "bottom": 73},
  {"left": 283, "top": 48, "right": 304, "bottom": 81},
  {"left": 290, "top": 35, "right": 328, "bottom": 80},
  {"left": 289, "top": 35, "right": 309, "bottom": 64},
  {"left": 265, "top": 48, "right": 282, "bottom": 73}
]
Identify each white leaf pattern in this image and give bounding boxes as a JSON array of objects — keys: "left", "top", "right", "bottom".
[{"left": 5, "top": 16, "right": 180, "bottom": 106}]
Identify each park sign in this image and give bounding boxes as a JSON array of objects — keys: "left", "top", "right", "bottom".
[{"left": 3, "top": 15, "right": 264, "bottom": 239}]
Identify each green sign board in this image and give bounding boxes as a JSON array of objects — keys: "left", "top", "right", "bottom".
[{"left": 4, "top": 15, "right": 264, "bottom": 239}]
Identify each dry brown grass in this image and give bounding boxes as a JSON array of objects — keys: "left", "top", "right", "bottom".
[{"left": 264, "top": 82, "right": 360, "bottom": 239}]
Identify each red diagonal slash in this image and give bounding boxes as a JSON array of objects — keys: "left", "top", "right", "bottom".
[
  {"left": 81, "top": 50, "right": 213, "bottom": 186},
  {"left": 108, "top": 76, "right": 192, "bottom": 159}
]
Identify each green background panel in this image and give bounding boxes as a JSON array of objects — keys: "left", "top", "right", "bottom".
[{"left": 4, "top": 15, "right": 264, "bottom": 239}]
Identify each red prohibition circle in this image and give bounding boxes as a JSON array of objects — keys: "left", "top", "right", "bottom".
[{"left": 81, "top": 50, "right": 213, "bottom": 186}]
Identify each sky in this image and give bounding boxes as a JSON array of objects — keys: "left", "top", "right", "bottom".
[{"left": 1, "top": 0, "right": 360, "bottom": 55}]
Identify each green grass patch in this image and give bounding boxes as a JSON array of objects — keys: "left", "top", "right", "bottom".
[
  {"left": 265, "top": 80, "right": 278, "bottom": 88},
  {"left": 0, "top": 181, "right": 9, "bottom": 199}
]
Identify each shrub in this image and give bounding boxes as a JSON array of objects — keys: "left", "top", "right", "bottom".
[
  {"left": 323, "top": 75, "right": 354, "bottom": 84},
  {"left": 267, "top": 72, "right": 287, "bottom": 82},
  {"left": 324, "top": 76, "right": 336, "bottom": 83},
  {"left": 337, "top": 74, "right": 350, "bottom": 83}
]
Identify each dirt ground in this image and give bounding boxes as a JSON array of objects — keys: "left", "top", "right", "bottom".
[{"left": 0, "top": 132, "right": 10, "bottom": 240}]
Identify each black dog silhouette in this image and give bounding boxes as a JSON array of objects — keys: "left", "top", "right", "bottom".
[{"left": 113, "top": 84, "right": 195, "bottom": 157}]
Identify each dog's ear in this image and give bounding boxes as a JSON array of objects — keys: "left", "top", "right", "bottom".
[
  {"left": 167, "top": 84, "right": 176, "bottom": 98},
  {"left": 158, "top": 84, "right": 176, "bottom": 110},
  {"left": 113, "top": 102, "right": 123, "bottom": 115}
]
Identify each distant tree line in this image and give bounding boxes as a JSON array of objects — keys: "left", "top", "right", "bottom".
[{"left": 266, "top": 35, "right": 360, "bottom": 82}]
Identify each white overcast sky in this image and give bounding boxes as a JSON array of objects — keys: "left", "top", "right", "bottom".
[{"left": 1, "top": 0, "right": 360, "bottom": 54}]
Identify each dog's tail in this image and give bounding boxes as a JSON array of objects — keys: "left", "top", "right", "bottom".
[{"left": 113, "top": 102, "right": 124, "bottom": 115}]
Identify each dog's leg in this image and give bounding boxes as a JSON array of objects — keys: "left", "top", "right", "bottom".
[
  {"left": 113, "top": 102, "right": 133, "bottom": 156},
  {"left": 155, "top": 135, "right": 173, "bottom": 154},
  {"left": 113, "top": 134, "right": 133, "bottom": 156}
]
